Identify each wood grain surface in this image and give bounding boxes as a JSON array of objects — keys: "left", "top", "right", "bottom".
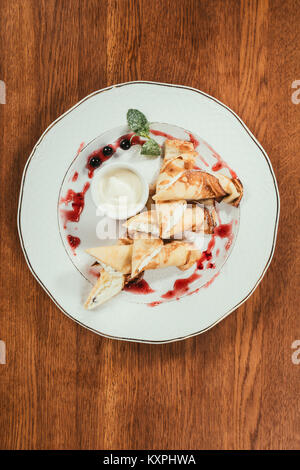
[{"left": 0, "top": 0, "right": 299, "bottom": 450}]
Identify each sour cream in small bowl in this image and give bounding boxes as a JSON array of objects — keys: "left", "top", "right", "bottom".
[{"left": 91, "top": 162, "right": 149, "bottom": 220}]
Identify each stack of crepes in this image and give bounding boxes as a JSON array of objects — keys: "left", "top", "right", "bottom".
[{"left": 84, "top": 139, "right": 243, "bottom": 309}]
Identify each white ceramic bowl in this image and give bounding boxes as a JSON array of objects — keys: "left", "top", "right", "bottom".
[{"left": 90, "top": 161, "right": 149, "bottom": 220}]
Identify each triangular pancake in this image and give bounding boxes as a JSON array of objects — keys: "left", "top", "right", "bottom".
[
  {"left": 86, "top": 245, "right": 132, "bottom": 274},
  {"left": 84, "top": 269, "right": 124, "bottom": 310}
]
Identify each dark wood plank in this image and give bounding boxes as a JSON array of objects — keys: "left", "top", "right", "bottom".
[{"left": 0, "top": 0, "right": 299, "bottom": 450}]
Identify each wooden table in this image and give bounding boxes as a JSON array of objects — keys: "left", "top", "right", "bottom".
[{"left": 0, "top": 0, "right": 299, "bottom": 450}]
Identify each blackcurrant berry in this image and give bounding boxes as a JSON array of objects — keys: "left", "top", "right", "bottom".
[
  {"left": 102, "top": 146, "right": 114, "bottom": 157},
  {"left": 120, "top": 139, "right": 131, "bottom": 150},
  {"left": 89, "top": 156, "right": 101, "bottom": 168}
]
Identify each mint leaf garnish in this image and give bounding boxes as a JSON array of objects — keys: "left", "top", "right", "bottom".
[
  {"left": 141, "top": 139, "right": 161, "bottom": 156},
  {"left": 126, "top": 108, "right": 160, "bottom": 157},
  {"left": 127, "top": 109, "right": 150, "bottom": 136}
]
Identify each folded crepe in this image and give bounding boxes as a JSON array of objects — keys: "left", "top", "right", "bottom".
[
  {"left": 154, "top": 159, "right": 227, "bottom": 202},
  {"left": 86, "top": 244, "right": 132, "bottom": 274},
  {"left": 131, "top": 239, "right": 197, "bottom": 277},
  {"left": 85, "top": 244, "right": 134, "bottom": 310},
  {"left": 216, "top": 174, "right": 243, "bottom": 207},
  {"left": 128, "top": 203, "right": 216, "bottom": 238},
  {"left": 155, "top": 200, "right": 214, "bottom": 238},
  {"left": 84, "top": 268, "right": 125, "bottom": 310},
  {"left": 156, "top": 140, "right": 243, "bottom": 206},
  {"left": 164, "top": 139, "right": 196, "bottom": 160},
  {"left": 154, "top": 163, "right": 243, "bottom": 206},
  {"left": 125, "top": 201, "right": 214, "bottom": 240}
]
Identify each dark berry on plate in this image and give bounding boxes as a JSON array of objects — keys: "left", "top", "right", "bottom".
[
  {"left": 120, "top": 139, "right": 131, "bottom": 150},
  {"left": 89, "top": 156, "right": 101, "bottom": 168},
  {"left": 102, "top": 145, "right": 114, "bottom": 157}
]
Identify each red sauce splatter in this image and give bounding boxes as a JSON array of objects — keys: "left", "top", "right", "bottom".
[
  {"left": 124, "top": 279, "right": 155, "bottom": 294},
  {"left": 67, "top": 235, "right": 80, "bottom": 255},
  {"left": 148, "top": 301, "right": 162, "bottom": 307},
  {"left": 187, "top": 132, "right": 199, "bottom": 148},
  {"left": 187, "top": 132, "right": 209, "bottom": 167},
  {"left": 60, "top": 182, "right": 90, "bottom": 229},
  {"left": 212, "top": 161, "right": 223, "bottom": 172},
  {"left": 214, "top": 222, "right": 233, "bottom": 251},
  {"left": 85, "top": 133, "right": 146, "bottom": 178},
  {"left": 76, "top": 142, "right": 85, "bottom": 156},
  {"left": 72, "top": 171, "right": 78, "bottom": 182},
  {"left": 203, "top": 140, "right": 237, "bottom": 179},
  {"left": 187, "top": 287, "right": 200, "bottom": 296},
  {"left": 197, "top": 250, "right": 213, "bottom": 270},
  {"left": 161, "top": 272, "right": 201, "bottom": 299},
  {"left": 150, "top": 129, "right": 177, "bottom": 140}
]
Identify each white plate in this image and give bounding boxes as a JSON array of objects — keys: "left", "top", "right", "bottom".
[{"left": 18, "top": 81, "right": 279, "bottom": 343}]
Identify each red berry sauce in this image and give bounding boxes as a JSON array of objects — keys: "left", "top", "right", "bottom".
[
  {"left": 150, "top": 129, "right": 177, "bottom": 140},
  {"left": 124, "top": 279, "right": 155, "bottom": 295},
  {"left": 203, "top": 140, "right": 237, "bottom": 179},
  {"left": 214, "top": 222, "right": 233, "bottom": 251},
  {"left": 60, "top": 182, "right": 90, "bottom": 229},
  {"left": 186, "top": 132, "right": 209, "bottom": 167},
  {"left": 161, "top": 272, "right": 201, "bottom": 299},
  {"left": 71, "top": 171, "right": 79, "bottom": 182},
  {"left": 67, "top": 235, "right": 81, "bottom": 255},
  {"left": 148, "top": 301, "right": 163, "bottom": 307}
]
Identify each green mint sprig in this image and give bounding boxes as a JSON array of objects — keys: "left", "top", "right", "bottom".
[
  {"left": 126, "top": 109, "right": 161, "bottom": 156},
  {"left": 140, "top": 139, "right": 161, "bottom": 156}
]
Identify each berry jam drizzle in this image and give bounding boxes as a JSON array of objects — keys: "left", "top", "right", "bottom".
[
  {"left": 124, "top": 279, "right": 155, "bottom": 295},
  {"left": 71, "top": 171, "right": 79, "bottom": 182},
  {"left": 76, "top": 142, "right": 85, "bottom": 156},
  {"left": 148, "top": 301, "right": 163, "bottom": 307},
  {"left": 150, "top": 129, "right": 177, "bottom": 140},
  {"left": 67, "top": 235, "right": 81, "bottom": 255},
  {"left": 86, "top": 133, "right": 146, "bottom": 178},
  {"left": 187, "top": 132, "right": 209, "bottom": 167},
  {"left": 60, "top": 182, "right": 90, "bottom": 229},
  {"left": 214, "top": 222, "right": 233, "bottom": 251},
  {"left": 202, "top": 140, "right": 237, "bottom": 179},
  {"left": 161, "top": 272, "right": 201, "bottom": 300},
  {"left": 187, "top": 131, "right": 199, "bottom": 148}
]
